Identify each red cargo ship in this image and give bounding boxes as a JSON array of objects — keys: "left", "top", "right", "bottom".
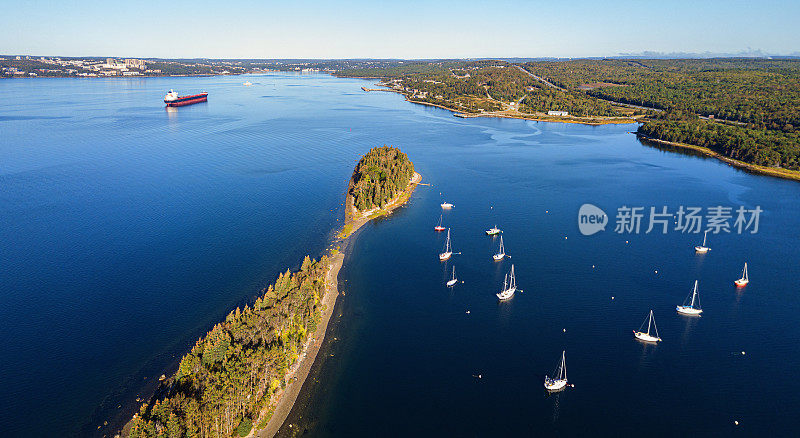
[{"left": 164, "top": 89, "right": 208, "bottom": 107}]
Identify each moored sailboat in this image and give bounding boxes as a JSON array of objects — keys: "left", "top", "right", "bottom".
[
  {"left": 492, "top": 235, "right": 506, "bottom": 261},
  {"left": 677, "top": 280, "right": 703, "bottom": 315},
  {"left": 439, "top": 228, "right": 454, "bottom": 261},
  {"left": 544, "top": 351, "right": 569, "bottom": 391},
  {"left": 496, "top": 264, "right": 517, "bottom": 300},
  {"left": 441, "top": 201, "right": 454, "bottom": 209},
  {"left": 633, "top": 310, "right": 662, "bottom": 342},
  {"left": 446, "top": 266, "right": 458, "bottom": 287},
  {"left": 434, "top": 214, "right": 446, "bottom": 231},
  {"left": 735, "top": 262, "right": 749, "bottom": 287},
  {"left": 695, "top": 230, "right": 710, "bottom": 253}
]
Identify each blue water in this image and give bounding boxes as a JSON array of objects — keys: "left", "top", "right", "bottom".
[{"left": 1, "top": 74, "right": 799, "bottom": 437}]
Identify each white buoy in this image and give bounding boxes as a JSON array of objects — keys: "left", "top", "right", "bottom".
[
  {"left": 655, "top": 270, "right": 658, "bottom": 274},
  {"left": 734, "top": 420, "right": 739, "bottom": 426},
  {"left": 592, "top": 265, "right": 595, "bottom": 268},
  {"left": 611, "top": 296, "right": 615, "bottom": 300},
  {"left": 562, "top": 328, "right": 566, "bottom": 332},
  {"left": 742, "top": 351, "right": 746, "bottom": 355}
]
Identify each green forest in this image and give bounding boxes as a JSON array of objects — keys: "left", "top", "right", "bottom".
[
  {"left": 350, "top": 145, "right": 415, "bottom": 211},
  {"left": 127, "top": 255, "right": 330, "bottom": 438},
  {"left": 638, "top": 111, "right": 800, "bottom": 170},
  {"left": 334, "top": 58, "right": 800, "bottom": 173}
]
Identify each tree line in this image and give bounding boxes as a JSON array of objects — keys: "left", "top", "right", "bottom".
[{"left": 128, "top": 255, "right": 330, "bottom": 438}]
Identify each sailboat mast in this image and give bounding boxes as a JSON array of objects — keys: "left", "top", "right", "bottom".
[
  {"left": 561, "top": 351, "right": 566, "bottom": 380},
  {"left": 691, "top": 280, "right": 698, "bottom": 307},
  {"left": 647, "top": 310, "right": 653, "bottom": 335},
  {"left": 702, "top": 230, "right": 707, "bottom": 246},
  {"left": 744, "top": 263, "right": 748, "bottom": 280}
]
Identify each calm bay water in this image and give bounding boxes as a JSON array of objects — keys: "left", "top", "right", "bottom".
[{"left": 1, "top": 74, "right": 799, "bottom": 437}]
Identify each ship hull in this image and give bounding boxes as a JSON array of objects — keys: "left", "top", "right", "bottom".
[{"left": 165, "top": 93, "right": 208, "bottom": 107}]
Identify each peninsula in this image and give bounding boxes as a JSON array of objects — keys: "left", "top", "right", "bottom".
[{"left": 125, "top": 146, "right": 418, "bottom": 438}]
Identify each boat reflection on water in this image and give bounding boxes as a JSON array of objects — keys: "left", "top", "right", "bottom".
[{"left": 165, "top": 106, "right": 178, "bottom": 122}]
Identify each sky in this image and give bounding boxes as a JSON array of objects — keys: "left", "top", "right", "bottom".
[{"left": 1, "top": 0, "right": 798, "bottom": 59}]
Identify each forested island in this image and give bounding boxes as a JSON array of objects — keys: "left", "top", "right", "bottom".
[
  {"left": 125, "top": 146, "right": 418, "bottom": 438},
  {"left": 350, "top": 146, "right": 415, "bottom": 211},
  {"left": 336, "top": 58, "right": 800, "bottom": 177}
]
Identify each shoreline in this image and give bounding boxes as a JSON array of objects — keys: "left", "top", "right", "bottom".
[
  {"left": 636, "top": 134, "right": 800, "bottom": 182},
  {"left": 256, "top": 171, "right": 421, "bottom": 437},
  {"left": 352, "top": 78, "right": 638, "bottom": 126}
]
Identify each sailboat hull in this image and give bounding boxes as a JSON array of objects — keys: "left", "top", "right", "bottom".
[
  {"left": 434, "top": 226, "right": 446, "bottom": 231},
  {"left": 544, "top": 379, "right": 568, "bottom": 391},
  {"left": 439, "top": 252, "right": 452, "bottom": 261},
  {"left": 734, "top": 279, "right": 748, "bottom": 287},
  {"left": 496, "top": 287, "right": 515, "bottom": 300},
  {"left": 634, "top": 331, "right": 661, "bottom": 342},
  {"left": 695, "top": 246, "right": 709, "bottom": 253},
  {"left": 676, "top": 306, "right": 703, "bottom": 315},
  {"left": 446, "top": 279, "right": 458, "bottom": 287},
  {"left": 492, "top": 253, "right": 505, "bottom": 261}
]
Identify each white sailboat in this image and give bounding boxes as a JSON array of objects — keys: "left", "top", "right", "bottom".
[
  {"left": 633, "top": 310, "right": 662, "bottom": 342},
  {"left": 677, "top": 280, "right": 703, "bottom": 315},
  {"left": 695, "top": 230, "right": 710, "bottom": 253},
  {"left": 544, "top": 350, "right": 568, "bottom": 391},
  {"left": 492, "top": 235, "right": 506, "bottom": 261},
  {"left": 446, "top": 266, "right": 458, "bottom": 287},
  {"left": 485, "top": 225, "right": 502, "bottom": 236},
  {"left": 735, "top": 262, "right": 749, "bottom": 287},
  {"left": 496, "top": 264, "right": 517, "bottom": 300},
  {"left": 441, "top": 201, "right": 454, "bottom": 209},
  {"left": 434, "top": 214, "right": 446, "bottom": 231},
  {"left": 439, "top": 228, "right": 453, "bottom": 261}
]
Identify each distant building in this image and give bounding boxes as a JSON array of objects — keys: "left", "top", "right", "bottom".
[
  {"left": 124, "top": 59, "right": 146, "bottom": 69},
  {"left": 547, "top": 110, "right": 569, "bottom": 116}
]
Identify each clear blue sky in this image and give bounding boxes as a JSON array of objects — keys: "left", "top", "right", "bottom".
[{"left": 1, "top": 0, "right": 798, "bottom": 58}]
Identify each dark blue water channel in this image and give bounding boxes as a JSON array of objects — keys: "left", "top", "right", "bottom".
[{"left": 1, "top": 73, "right": 799, "bottom": 437}]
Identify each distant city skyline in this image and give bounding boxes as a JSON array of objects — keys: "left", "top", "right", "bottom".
[{"left": 1, "top": 0, "right": 798, "bottom": 59}]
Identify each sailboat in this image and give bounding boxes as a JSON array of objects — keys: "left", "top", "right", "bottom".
[
  {"left": 735, "top": 262, "right": 749, "bottom": 287},
  {"left": 434, "top": 214, "right": 446, "bottom": 231},
  {"left": 677, "top": 280, "right": 703, "bottom": 315},
  {"left": 492, "top": 235, "right": 506, "bottom": 261},
  {"left": 485, "top": 225, "right": 502, "bottom": 236},
  {"left": 446, "top": 266, "right": 458, "bottom": 287},
  {"left": 544, "top": 351, "right": 568, "bottom": 391},
  {"left": 496, "top": 264, "right": 517, "bottom": 300},
  {"left": 633, "top": 310, "right": 662, "bottom": 342},
  {"left": 695, "top": 230, "right": 710, "bottom": 253},
  {"left": 441, "top": 201, "right": 454, "bottom": 209},
  {"left": 439, "top": 229, "right": 453, "bottom": 261}
]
